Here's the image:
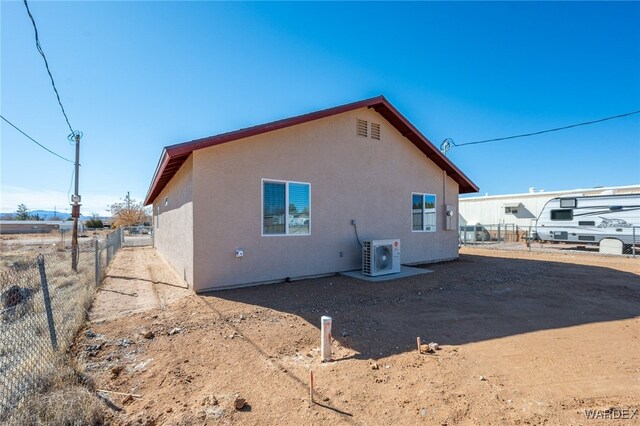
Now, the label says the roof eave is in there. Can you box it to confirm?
[144,96,478,204]
[144,148,170,205]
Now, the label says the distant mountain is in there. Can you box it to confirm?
[28,210,71,220]
[1,210,107,221]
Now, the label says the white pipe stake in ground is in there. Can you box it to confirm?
[321,316,332,361]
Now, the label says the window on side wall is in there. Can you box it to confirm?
[412,193,436,232]
[262,179,310,236]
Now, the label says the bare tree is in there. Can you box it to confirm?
[109,197,150,228]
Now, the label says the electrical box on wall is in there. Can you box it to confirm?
[445,204,455,231]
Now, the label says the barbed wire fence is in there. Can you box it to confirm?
[0,228,124,421]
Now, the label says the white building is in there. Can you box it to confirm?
[0,220,83,234]
[459,184,640,230]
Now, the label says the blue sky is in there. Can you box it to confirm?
[1,1,639,216]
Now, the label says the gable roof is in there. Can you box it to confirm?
[144,95,478,204]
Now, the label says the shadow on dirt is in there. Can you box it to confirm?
[203,254,640,359]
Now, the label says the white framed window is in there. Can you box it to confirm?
[262,179,310,236]
[412,193,436,232]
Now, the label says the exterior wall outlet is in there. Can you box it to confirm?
[235,249,244,258]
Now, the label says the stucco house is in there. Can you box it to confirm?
[144,96,478,292]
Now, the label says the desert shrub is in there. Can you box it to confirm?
[7,359,104,426]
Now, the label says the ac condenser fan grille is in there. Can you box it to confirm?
[375,245,393,271]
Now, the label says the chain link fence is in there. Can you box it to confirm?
[0,228,124,421]
[459,223,521,244]
[460,224,639,258]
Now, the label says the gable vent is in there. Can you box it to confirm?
[356,119,368,137]
[371,122,381,140]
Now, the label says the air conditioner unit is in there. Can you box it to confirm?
[362,239,401,277]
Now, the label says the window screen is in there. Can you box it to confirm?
[424,194,436,231]
[412,194,423,231]
[263,182,286,235]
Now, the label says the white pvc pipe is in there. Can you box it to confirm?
[321,316,332,362]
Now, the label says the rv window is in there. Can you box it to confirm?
[560,199,577,208]
[578,221,595,226]
[504,207,518,214]
[550,209,573,220]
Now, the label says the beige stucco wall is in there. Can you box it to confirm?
[153,156,194,288]
[190,107,461,291]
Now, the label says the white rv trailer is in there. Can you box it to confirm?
[536,194,639,246]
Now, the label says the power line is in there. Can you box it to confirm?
[23,0,75,136]
[441,109,640,154]
[23,0,82,269]
[0,114,74,163]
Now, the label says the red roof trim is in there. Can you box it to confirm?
[144,96,478,204]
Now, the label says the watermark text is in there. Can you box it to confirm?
[584,408,638,420]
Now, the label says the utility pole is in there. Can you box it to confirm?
[126,191,130,210]
[71,133,81,271]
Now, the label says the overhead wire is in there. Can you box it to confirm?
[442,109,640,152]
[23,0,75,137]
[1,114,74,163]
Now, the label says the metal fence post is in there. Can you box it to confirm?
[94,237,100,285]
[633,227,637,258]
[36,254,58,351]
[106,239,112,266]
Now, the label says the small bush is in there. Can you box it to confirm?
[7,360,105,426]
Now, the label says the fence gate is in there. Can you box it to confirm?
[121,226,153,247]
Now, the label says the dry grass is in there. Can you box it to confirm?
[7,358,105,426]
[1,241,115,423]
[0,229,59,242]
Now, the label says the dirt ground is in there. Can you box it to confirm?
[74,246,640,425]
